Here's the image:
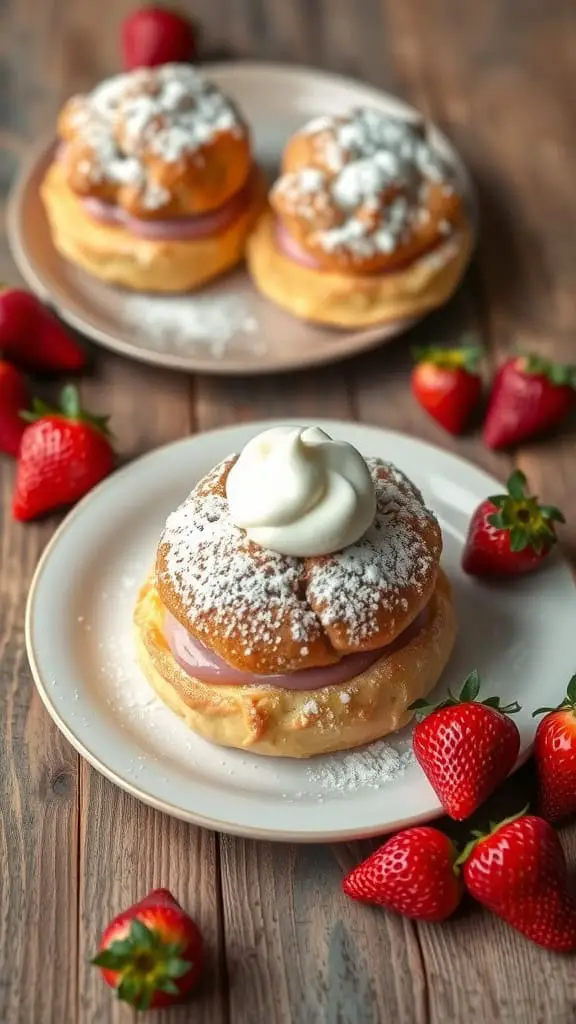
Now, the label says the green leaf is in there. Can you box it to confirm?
[158,979,180,995]
[532,706,556,717]
[91,949,129,970]
[487,495,507,509]
[487,511,506,530]
[117,975,142,1006]
[506,470,527,501]
[459,669,481,703]
[166,957,192,979]
[130,918,155,949]
[105,938,134,958]
[539,505,566,524]
[509,526,529,552]
[164,940,186,957]
[408,698,431,710]
[481,696,501,709]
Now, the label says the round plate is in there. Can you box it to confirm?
[8,62,477,376]
[26,420,576,841]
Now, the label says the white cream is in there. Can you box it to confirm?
[225,426,376,557]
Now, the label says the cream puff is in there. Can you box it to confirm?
[41,64,266,292]
[247,108,473,326]
[134,426,456,758]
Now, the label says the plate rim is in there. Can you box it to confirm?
[8,59,477,377]
[26,419,546,842]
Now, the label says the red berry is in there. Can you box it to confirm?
[410,669,521,820]
[343,826,462,922]
[411,343,483,435]
[483,354,576,450]
[0,360,29,456]
[12,385,114,521]
[93,888,203,1010]
[121,6,198,70]
[533,674,576,823]
[0,287,85,372]
[462,470,564,579]
[462,814,576,952]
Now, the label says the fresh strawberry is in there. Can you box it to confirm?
[121,6,198,69]
[411,343,483,434]
[342,826,463,921]
[461,813,576,952]
[0,287,86,372]
[462,470,564,578]
[0,360,29,456]
[533,674,576,823]
[13,385,114,521]
[409,670,521,820]
[92,887,203,1010]
[483,353,576,449]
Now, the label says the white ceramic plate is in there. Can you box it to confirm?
[26,421,576,842]
[8,62,477,376]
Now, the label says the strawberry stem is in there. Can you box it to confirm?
[409,670,521,716]
[521,353,576,389]
[20,385,112,438]
[487,471,564,556]
[412,338,483,374]
[92,917,191,1011]
[454,806,530,868]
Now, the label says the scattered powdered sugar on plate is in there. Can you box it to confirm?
[121,292,261,358]
[306,739,415,793]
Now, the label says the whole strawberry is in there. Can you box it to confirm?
[0,287,85,372]
[411,343,483,435]
[462,813,576,952]
[0,360,29,456]
[409,670,521,820]
[121,6,198,69]
[483,353,576,449]
[13,385,114,521]
[533,674,576,823]
[343,826,463,922]
[462,469,564,578]
[92,888,203,1010]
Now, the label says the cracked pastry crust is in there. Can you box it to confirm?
[40,159,267,292]
[247,209,473,327]
[155,454,443,675]
[134,569,456,758]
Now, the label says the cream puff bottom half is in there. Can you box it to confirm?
[247,211,473,327]
[134,569,456,759]
[40,161,267,293]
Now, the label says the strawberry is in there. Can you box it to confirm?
[411,343,483,435]
[13,385,114,521]
[462,469,564,578]
[483,353,576,450]
[0,287,86,372]
[461,813,576,952]
[533,674,576,823]
[92,887,203,1010]
[0,360,29,456]
[409,670,521,821]
[342,826,463,922]
[121,6,198,69]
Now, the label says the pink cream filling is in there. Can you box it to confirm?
[275,220,325,270]
[164,607,428,691]
[81,172,253,241]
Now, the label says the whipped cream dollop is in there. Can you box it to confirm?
[225,426,377,557]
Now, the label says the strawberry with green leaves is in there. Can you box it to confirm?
[92,888,203,1010]
[13,384,114,521]
[461,813,576,952]
[483,353,576,449]
[462,470,564,578]
[409,670,521,820]
[533,674,576,824]
[411,343,483,435]
[342,826,463,921]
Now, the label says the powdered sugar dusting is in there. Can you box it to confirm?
[122,293,261,358]
[65,64,244,210]
[158,454,440,669]
[273,107,457,259]
[306,739,415,791]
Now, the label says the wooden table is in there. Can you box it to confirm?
[2,1,576,1021]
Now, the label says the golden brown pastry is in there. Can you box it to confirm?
[247,107,472,326]
[134,426,456,758]
[41,64,265,291]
